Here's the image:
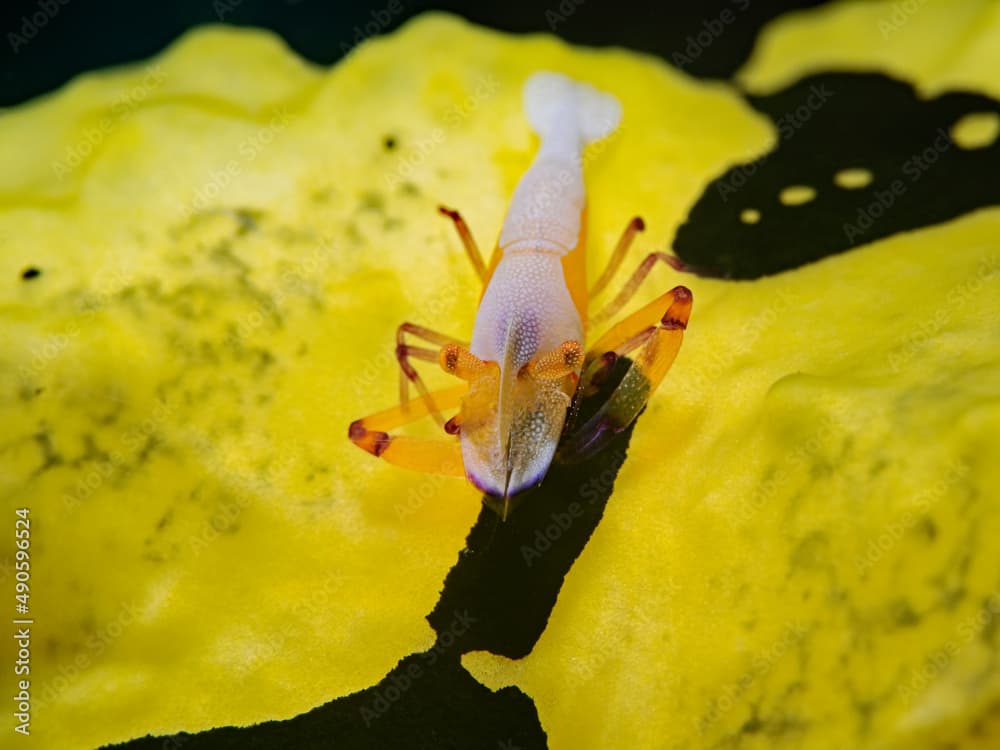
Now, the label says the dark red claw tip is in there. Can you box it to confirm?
[348,420,366,440]
[671,285,693,302]
[590,351,618,388]
[348,420,391,456]
[395,346,419,379]
[371,431,392,456]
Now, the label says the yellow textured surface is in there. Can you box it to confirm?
[0,6,998,750]
[738,0,1000,97]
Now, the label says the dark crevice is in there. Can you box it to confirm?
[106,359,637,749]
[111,651,547,750]
[674,72,1000,278]
[429,356,636,658]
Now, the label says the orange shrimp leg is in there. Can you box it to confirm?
[438,205,489,282]
[438,343,502,437]
[560,285,693,461]
[590,243,686,328]
[348,384,468,476]
[588,216,645,300]
[396,322,466,426]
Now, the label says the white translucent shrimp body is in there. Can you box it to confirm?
[463,72,622,498]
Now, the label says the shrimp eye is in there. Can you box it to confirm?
[561,340,583,368]
[440,344,460,373]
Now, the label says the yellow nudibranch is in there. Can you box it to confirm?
[350,71,692,517]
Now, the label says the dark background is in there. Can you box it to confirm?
[0,0,827,107]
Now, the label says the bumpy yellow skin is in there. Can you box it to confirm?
[1,4,998,749]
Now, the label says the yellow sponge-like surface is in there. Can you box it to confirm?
[0,6,998,749]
